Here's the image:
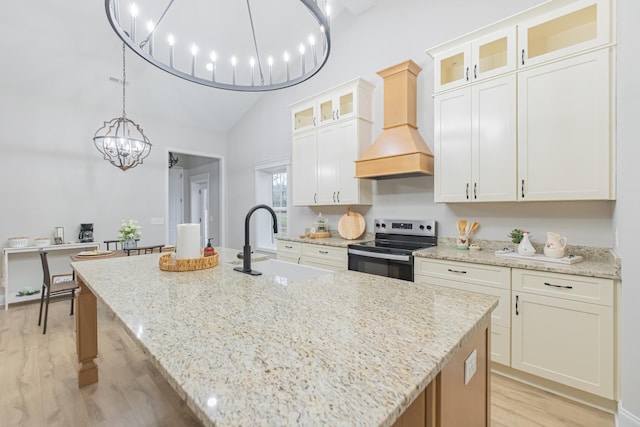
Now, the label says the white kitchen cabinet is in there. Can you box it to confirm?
[433,27,516,93]
[511,268,615,399]
[414,259,511,365]
[291,78,373,206]
[291,78,374,134]
[291,131,318,205]
[301,243,347,271]
[434,75,516,202]
[518,0,610,68]
[518,49,612,201]
[276,240,302,264]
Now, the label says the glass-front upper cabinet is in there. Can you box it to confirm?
[317,89,357,125]
[518,0,610,67]
[291,100,316,133]
[433,27,515,93]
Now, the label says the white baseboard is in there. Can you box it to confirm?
[618,403,640,427]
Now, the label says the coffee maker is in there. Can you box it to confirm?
[79,223,94,242]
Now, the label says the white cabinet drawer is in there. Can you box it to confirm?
[415,259,510,290]
[302,243,347,262]
[277,240,302,256]
[512,269,613,306]
[491,324,511,366]
[415,275,510,329]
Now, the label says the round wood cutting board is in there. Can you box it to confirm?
[338,210,366,240]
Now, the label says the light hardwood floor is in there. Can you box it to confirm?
[0,300,615,426]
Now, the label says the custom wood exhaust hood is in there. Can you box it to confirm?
[355,60,434,179]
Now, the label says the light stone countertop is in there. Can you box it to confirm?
[414,239,620,280]
[71,249,497,427]
[277,234,374,248]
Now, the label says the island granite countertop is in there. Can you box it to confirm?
[414,239,620,280]
[71,249,497,427]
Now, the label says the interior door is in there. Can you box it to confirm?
[190,179,209,247]
[168,167,184,245]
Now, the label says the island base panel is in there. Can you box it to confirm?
[76,276,98,387]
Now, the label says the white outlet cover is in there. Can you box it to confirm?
[464,349,477,385]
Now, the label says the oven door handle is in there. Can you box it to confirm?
[348,249,411,262]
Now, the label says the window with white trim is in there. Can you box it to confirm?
[255,157,290,252]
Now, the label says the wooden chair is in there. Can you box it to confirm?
[125,244,164,256]
[38,249,79,334]
[103,239,139,250]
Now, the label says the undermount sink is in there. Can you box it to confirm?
[250,259,332,282]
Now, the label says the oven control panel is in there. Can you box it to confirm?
[373,219,436,236]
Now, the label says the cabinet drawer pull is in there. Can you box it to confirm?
[447,268,467,274]
[522,49,525,65]
[319,250,329,254]
[285,245,293,249]
[515,295,519,316]
[544,282,573,290]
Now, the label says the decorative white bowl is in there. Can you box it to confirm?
[34,238,51,247]
[8,237,29,248]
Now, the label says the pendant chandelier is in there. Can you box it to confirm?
[93,43,152,171]
[104,0,332,91]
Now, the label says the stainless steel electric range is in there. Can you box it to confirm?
[347,219,437,281]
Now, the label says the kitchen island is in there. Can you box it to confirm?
[71,250,497,426]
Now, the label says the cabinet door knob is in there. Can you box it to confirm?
[474,182,477,199]
[314,193,317,204]
[336,191,340,203]
[466,67,469,81]
[522,49,525,65]
[466,183,470,200]
[474,64,477,79]
[333,191,336,203]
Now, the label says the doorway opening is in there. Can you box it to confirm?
[166,150,224,248]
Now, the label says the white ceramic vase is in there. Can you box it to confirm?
[517,232,536,256]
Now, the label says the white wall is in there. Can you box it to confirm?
[226,0,614,250]
[615,0,640,423]
[0,85,227,248]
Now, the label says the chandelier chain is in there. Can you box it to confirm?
[122,42,127,117]
[246,0,265,86]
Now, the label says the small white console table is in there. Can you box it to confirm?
[1,242,100,310]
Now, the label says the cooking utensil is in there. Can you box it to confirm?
[338,208,365,240]
[457,219,467,235]
[468,221,479,235]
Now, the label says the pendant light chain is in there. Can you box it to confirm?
[122,42,127,117]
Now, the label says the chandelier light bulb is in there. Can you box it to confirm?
[191,44,198,76]
[231,55,237,85]
[146,20,154,55]
[129,2,138,42]
[206,63,213,71]
[299,44,305,55]
[168,34,175,68]
[309,34,317,66]
[283,51,290,62]
[268,56,274,66]
[130,2,138,17]
[308,34,315,46]
[268,55,274,85]
[210,51,217,62]
[299,44,306,75]
[284,51,290,81]
[250,57,255,86]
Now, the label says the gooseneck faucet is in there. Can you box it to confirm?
[233,204,278,276]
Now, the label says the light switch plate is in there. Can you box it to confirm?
[464,349,477,385]
[151,217,164,225]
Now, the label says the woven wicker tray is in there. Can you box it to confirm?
[159,252,219,272]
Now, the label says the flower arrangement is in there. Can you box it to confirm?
[119,219,141,241]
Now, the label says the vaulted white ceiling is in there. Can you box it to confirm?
[0,0,376,133]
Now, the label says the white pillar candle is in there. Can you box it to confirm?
[176,223,201,259]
